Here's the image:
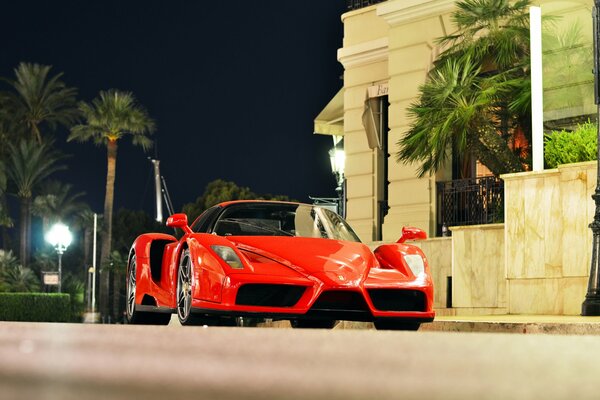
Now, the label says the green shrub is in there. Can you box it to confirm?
[0,293,71,322]
[544,122,597,168]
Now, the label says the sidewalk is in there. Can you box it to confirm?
[421,314,600,335]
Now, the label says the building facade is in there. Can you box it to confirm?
[316,0,594,243]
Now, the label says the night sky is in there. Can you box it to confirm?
[0,0,346,215]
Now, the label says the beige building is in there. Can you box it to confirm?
[315,0,594,243]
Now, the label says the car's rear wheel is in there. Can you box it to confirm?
[374,320,421,331]
[290,319,337,329]
[125,254,171,325]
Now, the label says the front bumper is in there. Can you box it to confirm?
[190,272,435,323]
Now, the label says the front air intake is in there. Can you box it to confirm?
[368,289,426,312]
[236,284,305,307]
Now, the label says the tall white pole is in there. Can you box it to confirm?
[92,213,97,317]
[530,6,544,171]
[151,159,163,222]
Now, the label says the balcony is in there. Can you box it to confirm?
[346,0,387,11]
[436,176,504,236]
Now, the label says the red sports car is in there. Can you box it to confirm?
[125,200,435,330]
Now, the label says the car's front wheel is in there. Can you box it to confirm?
[177,248,228,326]
[374,320,420,331]
[125,254,171,325]
[177,249,201,325]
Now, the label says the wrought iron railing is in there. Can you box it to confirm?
[346,0,386,11]
[436,176,504,236]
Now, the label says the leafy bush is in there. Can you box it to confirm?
[0,293,70,322]
[62,274,85,322]
[0,250,40,292]
[544,122,597,168]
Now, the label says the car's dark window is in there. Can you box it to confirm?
[191,205,221,233]
[211,203,361,242]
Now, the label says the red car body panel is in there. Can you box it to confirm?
[129,201,435,324]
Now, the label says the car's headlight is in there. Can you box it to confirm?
[403,254,425,276]
[211,245,244,269]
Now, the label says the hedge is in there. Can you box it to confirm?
[544,122,597,168]
[0,293,71,322]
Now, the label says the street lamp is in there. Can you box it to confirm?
[329,147,345,216]
[45,222,73,293]
[583,0,600,315]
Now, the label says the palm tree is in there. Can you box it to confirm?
[1,62,79,143]
[437,0,531,70]
[68,89,155,319]
[0,250,40,292]
[398,0,531,176]
[0,159,11,250]
[32,180,88,233]
[398,57,525,177]
[0,97,15,245]
[6,139,66,267]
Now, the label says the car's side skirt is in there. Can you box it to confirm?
[135,305,176,314]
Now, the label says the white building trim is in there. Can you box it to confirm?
[337,37,389,69]
[377,0,455,26]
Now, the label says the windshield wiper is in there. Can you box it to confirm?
[217,218,294,237]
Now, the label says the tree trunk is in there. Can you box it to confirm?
[475,126,525,176]
[26,201,32,267]
[83,227,91,270]
[19,197,28,268]
[100,139,118,321]
[112,271,123,323]
[0,196,12,250]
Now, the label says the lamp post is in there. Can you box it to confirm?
[582,0,600,316]
[329,147,346,216]
[45,222,73,293]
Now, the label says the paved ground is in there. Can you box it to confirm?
[2,321,600,400]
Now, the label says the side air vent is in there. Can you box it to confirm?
[368,289,426,312]
[236,284,306,307]
[149,240,172,281]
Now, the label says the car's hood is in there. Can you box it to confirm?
[230,236,375,287]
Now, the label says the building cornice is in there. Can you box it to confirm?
[377,0,455,26]
[337,37,389,69]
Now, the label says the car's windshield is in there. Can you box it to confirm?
[210,203,361,242]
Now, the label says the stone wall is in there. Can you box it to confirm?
[414,237,452,312]
[502,161,596,315]
[451,224,507,315]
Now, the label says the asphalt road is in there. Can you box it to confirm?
[1,321,600,400]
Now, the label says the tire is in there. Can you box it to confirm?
[177,249,201,325]
[176,248,221,326]
[290,319,338,329]
[125,254,171,325]
[374,320,421,331]
[176,248,241,327]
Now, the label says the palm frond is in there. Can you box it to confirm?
[69,89,155,150]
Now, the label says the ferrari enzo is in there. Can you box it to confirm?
[125,200,435,330]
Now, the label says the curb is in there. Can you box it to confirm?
[421,320,600,335]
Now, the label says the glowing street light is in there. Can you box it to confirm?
[329,147,346,217]
[45,222,73,293]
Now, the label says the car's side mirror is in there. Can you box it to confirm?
[166,213,192,234]
[397,226,427,243]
